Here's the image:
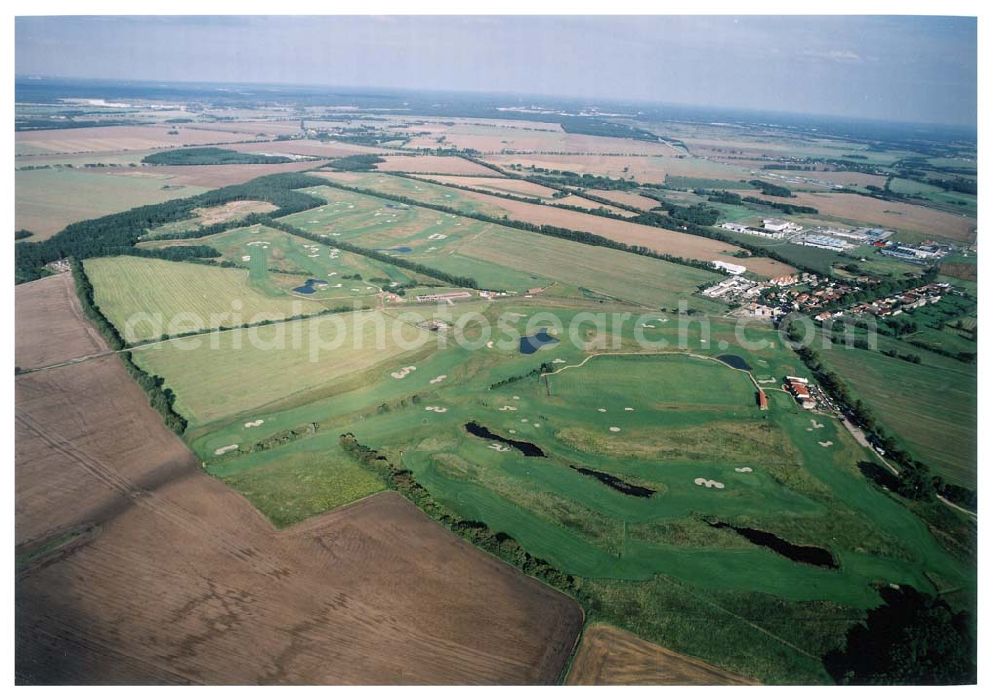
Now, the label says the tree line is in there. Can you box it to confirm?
[15,172,330,282]
[69,258,187,434]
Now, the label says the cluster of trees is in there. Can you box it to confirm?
[748,179,794,198]
[326,154,386,171]
[69,258,187,434]
[142,147,294,165]
[15,173,328,282]
[15,229,33,240]
[266,219,480,289]
[557,116,660,142]
[741,196,819,215]
[339,433,578,594]
[823,585,974,684]
[647,201,721,226]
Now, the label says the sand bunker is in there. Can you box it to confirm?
[641,323,655,329]
[508,429,517,434]
[486,341,494,349]
[758,377,776,384]
[429,375,447,384]
[391,366,417,380]
[818,441,833,448]
[428,233,448,241]
[499,405,518,411]
[241,255,251,261]
[488,443,511,452]
[597,408,607,413]
[734,467,753,473]
[213,444,238,456]
[609,427,621,433]
[423,406,448,413]
[243,419,264,428]
[512,396,520,400]
[624,407,635,412]
[552,358,566,364]
[811,419,824,429]
[694,478,725,489]
[533,423,541,428]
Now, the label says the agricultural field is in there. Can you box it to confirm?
[567,624,755,685]
[84,256,329,343]
[15,168,209,239]
[318,172,795,277]
[15,124,256,156]
[16,275,582,684]
[820,338,976,488]
[375,154,503,176]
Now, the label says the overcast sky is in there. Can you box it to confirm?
[16,15,977,126]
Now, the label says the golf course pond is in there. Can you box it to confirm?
[292,278,328,294]
[464,422,546,457]
[519,330,559,355]
[709,521,839,569]
[716,354,752,371]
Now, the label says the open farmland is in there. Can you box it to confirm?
[16,275,581,684]
[84,256,329,343]
[375,154,504,176]
[15,273,106,370]
[15,124,259,156]
[820,340,977,488]
[322,171,795,277]
[567,624,755,685]
[15,168,208,239]
[585,189,663,210]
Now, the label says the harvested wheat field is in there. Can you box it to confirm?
[15,125,254,156]
[566,624,755,685]
[375,154,502,176]
[15,275,581,685]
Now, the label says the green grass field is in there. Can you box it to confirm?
[820,338,976,488]
[131,309,432,427]
[15,168,208,239]
[209,447,385,528]
[85,256,328,343]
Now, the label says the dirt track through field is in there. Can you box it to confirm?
[15,275,582,684]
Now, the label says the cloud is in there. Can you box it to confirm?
[798,48,863,64]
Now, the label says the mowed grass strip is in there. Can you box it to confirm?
[85,256,326,343]
[131,310,430,425]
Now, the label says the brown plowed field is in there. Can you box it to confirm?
[15,273,106,370]
[566,624,755,685]
[16,275,582,685]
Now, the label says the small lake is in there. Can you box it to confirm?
[464,422,546,457]
[390,246,412,253]
[519,330,559,355]
[716,354,752,371]
[572,465,655,498]
[709,521,839,568]
[293,278,328,294]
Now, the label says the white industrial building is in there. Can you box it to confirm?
[711,260,747,275]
